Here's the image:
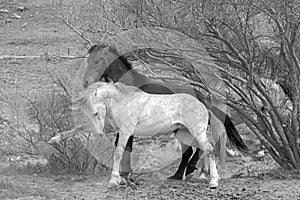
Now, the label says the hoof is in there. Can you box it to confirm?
[108,176,121,188]
[198,172,207,180]
[107,181,118,188]
[209,176,220,189]
[184,173,194,181]
[209,182,218,189]
[167,175,183,180]
[120,177,127,185]
[120,171,131,179]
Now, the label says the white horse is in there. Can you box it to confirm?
[49,82,221,188]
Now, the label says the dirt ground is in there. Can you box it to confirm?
[0,0,300,199]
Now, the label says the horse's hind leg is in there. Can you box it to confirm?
[168,144,193,180]
[192,131,220,188]
[207,152,219,188]
[120,136,133,179]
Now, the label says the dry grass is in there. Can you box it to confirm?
[0,178,53,200]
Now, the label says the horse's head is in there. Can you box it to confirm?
[83,44,120,88]
[80,91,106,136]
[71,84,108,136]
[86,100,107,136]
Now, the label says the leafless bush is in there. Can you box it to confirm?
[0,75,99,175]
[71,0,300,170]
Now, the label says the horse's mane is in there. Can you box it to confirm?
[116,56,132,70]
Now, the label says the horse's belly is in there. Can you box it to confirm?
[134,122,180,137]
[175,128,200,148]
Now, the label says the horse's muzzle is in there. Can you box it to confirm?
[83,81,89,88]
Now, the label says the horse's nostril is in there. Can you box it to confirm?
[83,81,88,88]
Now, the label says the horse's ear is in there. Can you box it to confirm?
[108,45,119,56]
[88,45,98,54]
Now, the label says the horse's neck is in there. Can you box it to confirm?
[104,87,128,104]
[106,58,148,86]
[123,70,148,86]
[102,99,113,117]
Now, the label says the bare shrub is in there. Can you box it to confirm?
[0,75,98,175]
[70,0,300,170]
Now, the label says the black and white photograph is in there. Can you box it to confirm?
[0,0,299,199]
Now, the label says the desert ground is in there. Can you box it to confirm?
[0,0,299,199]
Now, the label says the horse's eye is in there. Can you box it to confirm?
[94,112,98,116]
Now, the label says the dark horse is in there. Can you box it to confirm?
[82,44,248,180]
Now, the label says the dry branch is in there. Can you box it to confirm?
[60,16,93,46]
[0,55,86,60]
[0,55,41,59]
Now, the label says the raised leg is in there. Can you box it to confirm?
[185,148,202,176]
[191,149,219,188]
[207,152,220,189]
[168,143,193,180]
[115,133,133,178]
[198,157,210,180]
[192,130,220,188]
[109,133,131,188]
[185,150,206,181]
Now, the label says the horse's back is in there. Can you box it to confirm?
[138,92,208,123]
[124,92,207,137]
[139,82,197,96]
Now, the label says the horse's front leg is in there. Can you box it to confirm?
[108,132,131,188]
[168,143,193,180]
[120,136,133,178]
[115,134,133,179]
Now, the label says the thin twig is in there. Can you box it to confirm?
[0,55,41,59]
[57,55,87,59]
[60,16,93,46]
[0,55,86,60]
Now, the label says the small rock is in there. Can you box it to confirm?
[255,150,266,158]
[0,9,9,13]
[21,22,27,27]
[17,6,27,12]
[12,13,21,19]
[5,19,12,23]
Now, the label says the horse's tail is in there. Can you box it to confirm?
[214,128,227,166]
[224,114,249,152]
[211,107,249,152]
